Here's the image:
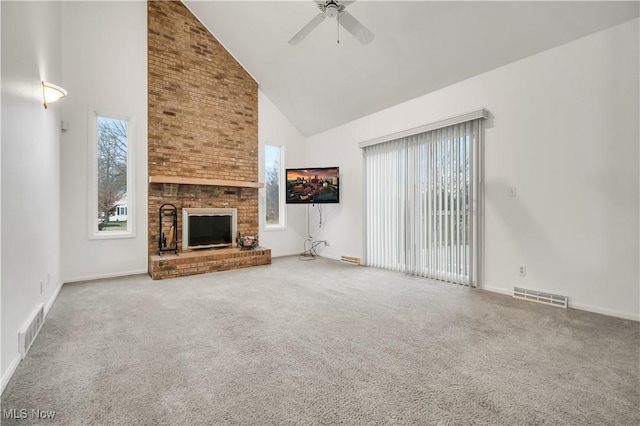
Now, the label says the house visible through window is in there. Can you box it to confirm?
[93,114,132,236]
[265,144,284,228]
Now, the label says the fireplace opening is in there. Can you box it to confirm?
[182,208,237,251]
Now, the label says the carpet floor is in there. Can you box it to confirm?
[1,256,638,425]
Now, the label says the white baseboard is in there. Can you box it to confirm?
[482,286,639,322]
[481,285,512,296]
[1,354,21,394]
[45,280,64,316]
[271,251,306,258]
[63,268,148,284]
[272,252,346,262]
[321,254,342,262]
[569,301,639,322]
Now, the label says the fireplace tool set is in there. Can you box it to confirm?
[158,203,178,255]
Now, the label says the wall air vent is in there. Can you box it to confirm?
[18,303,45,359]
[340,255,361,265]
[513,287,568,309]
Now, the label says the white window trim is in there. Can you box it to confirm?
[264,143,286,231]
[88,108,136,240]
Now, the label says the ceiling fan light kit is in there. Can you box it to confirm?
[289,0,375,45]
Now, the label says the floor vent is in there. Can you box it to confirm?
[18,303,45,359]
[513,287,568,309]
[340,255,361,265]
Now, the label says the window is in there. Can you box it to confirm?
[265,144,285,229]
[89,111,134,238]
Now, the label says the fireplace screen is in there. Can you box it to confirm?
[188,215,231,248]
[182,208,237,251]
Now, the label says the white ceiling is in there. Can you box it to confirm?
[184,1,639,136]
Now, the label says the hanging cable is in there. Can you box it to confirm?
[300,205,314,259]
[299,204,327,261]
[317,204,324,229]
[299,239,327,261]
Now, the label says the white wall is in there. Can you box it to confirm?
[60,1,148,282]
[305,18,640,320]
[258,89,309,257]
[258,88,359,260]
[300,129,364,262]
[1,0,63,389]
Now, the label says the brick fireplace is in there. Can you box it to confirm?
[147,1,270,279]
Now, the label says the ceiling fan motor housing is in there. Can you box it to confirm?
[326,4,339,18]
[319,1,344,18]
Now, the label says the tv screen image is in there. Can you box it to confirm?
[285,167,339,204]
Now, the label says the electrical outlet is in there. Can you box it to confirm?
[519,266,527,276]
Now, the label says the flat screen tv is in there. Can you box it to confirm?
[285,167,339,204]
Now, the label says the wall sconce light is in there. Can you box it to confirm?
[41,81,68,109]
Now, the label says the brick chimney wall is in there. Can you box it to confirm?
[147,1,259,256]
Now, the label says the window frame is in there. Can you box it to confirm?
[264,143,286,231]
[88,109,135,240]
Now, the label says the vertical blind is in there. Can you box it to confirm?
[363,118,483,287]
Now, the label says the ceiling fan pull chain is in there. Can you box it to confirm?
[337,13,340,44]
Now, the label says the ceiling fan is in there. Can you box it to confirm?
[289,0,375,45]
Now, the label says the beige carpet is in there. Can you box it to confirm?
[1,256,638,425]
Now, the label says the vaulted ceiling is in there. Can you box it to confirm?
[184,1,639,136]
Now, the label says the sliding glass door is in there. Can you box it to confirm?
[363,119,483,287]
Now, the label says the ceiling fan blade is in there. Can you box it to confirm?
[338,11,375,45]
[289,13,326,45]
